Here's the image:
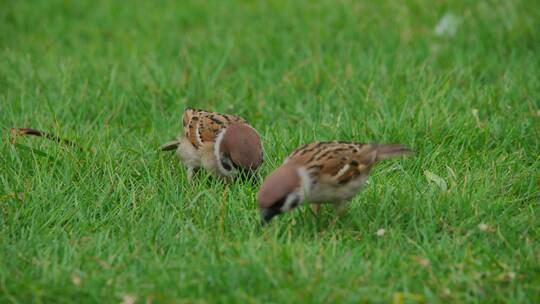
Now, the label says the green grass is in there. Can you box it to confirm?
[1,0,539,302]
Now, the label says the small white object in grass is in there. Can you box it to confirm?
[478,223,491,231]
[435,13,461,37]
[376,228,386,236]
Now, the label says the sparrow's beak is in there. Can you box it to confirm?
[260,208,279,225]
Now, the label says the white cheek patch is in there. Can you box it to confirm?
[297,167,312,198]
[335,164,350,179]
[214,129,226,164]
[214,129,237,176]
[217,156,238,177]
[281,192,302,212]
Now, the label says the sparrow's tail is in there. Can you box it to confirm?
[374,144,413,161]
[159,140,180,151]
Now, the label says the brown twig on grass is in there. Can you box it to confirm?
[10,128,82,150]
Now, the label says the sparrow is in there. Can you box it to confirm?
[160,108,263,180]
[257,141,412,224]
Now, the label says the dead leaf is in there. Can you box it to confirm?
[122,294,137,304]
[9,127,81,150]
[71,274,82,287]
[435,12,461,36]
[478,223,494,232]
[424,170,448,192]
[94,257,111,269]
[413,256,431,267]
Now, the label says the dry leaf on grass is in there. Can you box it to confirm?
[9,128,81,149]
[122,294,137,304]
[413,256,431,267]
[478,223,495,232]
[435,12,461,36]
[424,170,448,192]
[71,274,82,287]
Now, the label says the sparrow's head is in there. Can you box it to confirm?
[257,161,304,224]
[218,124,263,175]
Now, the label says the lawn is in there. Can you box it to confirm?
[1,0,539,302]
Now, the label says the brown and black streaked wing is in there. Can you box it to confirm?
[182,108,248,150]
[288,141,377,185]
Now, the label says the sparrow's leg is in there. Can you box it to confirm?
[333,201,348,215]
[177,137,200,181]
[310,204,321,215]
[187,166,195,181]
[330,201,348,225]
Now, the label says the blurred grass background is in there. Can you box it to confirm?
[1,0,539,302]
